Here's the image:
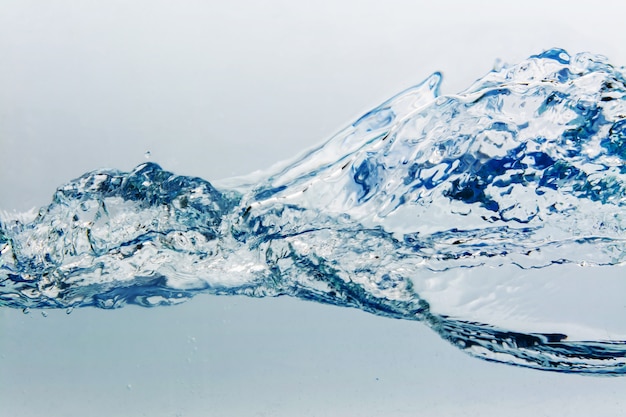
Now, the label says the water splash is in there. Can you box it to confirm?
[2,48,626,374]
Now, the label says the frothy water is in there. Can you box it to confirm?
[2,48,626,374]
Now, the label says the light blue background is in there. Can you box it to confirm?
[1,1,626,416]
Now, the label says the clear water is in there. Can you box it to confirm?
[2,48,625,374]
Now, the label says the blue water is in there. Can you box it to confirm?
[1,48,625,374]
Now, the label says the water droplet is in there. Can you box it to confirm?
[492,58,504,71]
[41,311,48,318]
[144,151,151,159]
[126,384,132,391]
[22,307,30,314]
[66,307,74,315]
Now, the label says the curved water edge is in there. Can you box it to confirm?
[1,48,626,374]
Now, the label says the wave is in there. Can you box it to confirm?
[2,48,626,374]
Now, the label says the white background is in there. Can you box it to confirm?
[1,1,626,416]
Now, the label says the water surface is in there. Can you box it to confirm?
[2,49,625,374]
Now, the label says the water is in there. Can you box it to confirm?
[1,48,625,374]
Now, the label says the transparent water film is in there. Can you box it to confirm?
[2,48,625,374]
